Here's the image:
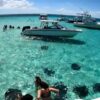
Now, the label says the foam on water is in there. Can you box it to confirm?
[0,15,100,100]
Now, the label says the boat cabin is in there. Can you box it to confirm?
[76,12,96,23]
[40,20,63,29]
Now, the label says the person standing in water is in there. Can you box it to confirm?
[34,76,59,100]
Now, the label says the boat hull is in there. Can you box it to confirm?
[74,23,100,29]
[21,29,80,37]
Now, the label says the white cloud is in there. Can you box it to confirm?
[55,7,100,18]
[0,0,40,14]
[0,0,4,6]
[56,8,66,12]
[0,0,34,9]
[0,0,100,18]
[56,8,81,15]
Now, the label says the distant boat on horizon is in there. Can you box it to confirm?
[39,14,48,20]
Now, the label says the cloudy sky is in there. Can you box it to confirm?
[0,0,100,17]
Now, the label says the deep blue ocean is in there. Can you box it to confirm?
[0,14,100,100]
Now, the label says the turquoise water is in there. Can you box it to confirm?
[0,15,100,100]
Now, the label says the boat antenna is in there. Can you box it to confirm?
[78,7,90,16]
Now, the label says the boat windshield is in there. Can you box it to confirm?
[40,20,63,29]
[50,22,63,29]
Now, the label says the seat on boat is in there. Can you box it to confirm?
[22,26,30,31]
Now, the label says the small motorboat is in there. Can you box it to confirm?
[21,20,82,37]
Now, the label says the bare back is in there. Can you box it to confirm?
[37,87,59,100]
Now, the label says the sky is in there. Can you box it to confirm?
[0,0,100,17]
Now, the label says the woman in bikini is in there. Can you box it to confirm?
[35,76,59,100]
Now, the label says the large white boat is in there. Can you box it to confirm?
[74,12,100,29]
[21,20,82,37]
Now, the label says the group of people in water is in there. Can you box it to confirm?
[3,25,20,31]
[5,76,59,100]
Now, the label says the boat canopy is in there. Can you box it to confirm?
[40,20,63,29]
[40,20,59,23]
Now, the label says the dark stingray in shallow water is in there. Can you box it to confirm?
[54,82,68,100]
[73,85,89,98]
[5,88,22,100]
[43,68,55,76]
[71,63,81,70]
[41,45,48,50]
[93,83,100,93]
[21,94,33,100]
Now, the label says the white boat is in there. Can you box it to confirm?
[57,17,68,21]
[74,22,100,29]
[74,12,100,29]
[67,14,83,23]
[21,20,82,37]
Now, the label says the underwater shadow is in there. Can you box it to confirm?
[30,36,86,45]
[53,82,68,100]
[73,85,89,98]
[43,67,55,76]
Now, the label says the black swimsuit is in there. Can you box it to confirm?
[41,90,51,98]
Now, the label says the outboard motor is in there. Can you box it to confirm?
[5,88,22,100]
[22,26,30,32]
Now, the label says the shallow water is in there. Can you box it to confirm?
[0,15,100,100]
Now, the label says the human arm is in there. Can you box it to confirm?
[49,87,59,94]
[37,90,41,100]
